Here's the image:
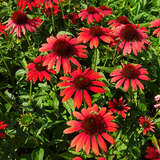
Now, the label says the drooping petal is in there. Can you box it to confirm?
[62,88,76,102]
[84,134,91,155]
[102,132,115,144]
[97,134,107,152]
[63,126,82,134]
[83,89,92,107]
[115,78,125,88]
[91,135,99,155]
[73,90,83,109]
[88,86,106,93]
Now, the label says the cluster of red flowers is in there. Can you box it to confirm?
[79,6,112,24]
[1,0,159,159]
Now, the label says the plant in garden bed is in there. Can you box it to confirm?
[0,0,160,159]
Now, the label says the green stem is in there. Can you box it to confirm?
[25,35,36,57]
[51,8,55,33]
[49,80,56,91]
[93,48,98,71]
[128,87,133,105]
[112,45,118,65]
[152,109,160,120]
[69,0,71,12]
[29,81,32,105]
[58,0,64,18]
[0,53,12,79]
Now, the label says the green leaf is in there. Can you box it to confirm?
[63,98,75,116]
[57,31,74,37]
[151,135,159,151]
[91,49,100,71]
[58,152,75,160]
[15,69,26,80]
[31,148,44,160]
[137,100,147,112]
[97,65,121,73]
[49,91,59,112]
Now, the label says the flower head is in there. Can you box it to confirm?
[64,104,118,155]
[110,63,150,92]
[73,157,82,160]
[0,121,8,138]
[108,16,130,28]
[57,68,106,108]
[37,0,63,8]
[99,5,112,17]
[108,97,130,119]
[42,4,61,16]
[149,19,160,37]
[145,139,160,160]
[78,26,114,49]
[79,6,103,24]
[139,116,155,136]
[17,0,38,11]
[0,23,7,36]
[18,113,34,127]
[63,12,79,24]
[26,55,56,83]
[73,157,107,160]
[112,24,149,56]
[39,34,88,74]
[5,10,42,37]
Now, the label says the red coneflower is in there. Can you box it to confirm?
[0,23,7,36]
[110,63,150,92]
[63,104,118,155]
[108,16,130,29]
[57,68,106,108]
[5,10,42,37]
[99,5,112,17]
[42,4,61,16]
[17,0,38,11]
[113,23,149,56]
[79,6,102,24]
[73,157,82,160]
[26,55,56,83]
[108,97,130,119]
[0,121,8,138]
[139,116,155,136]
[145,139,160,160]
[39,34,88,74]
[78,26,114,49]
[150,19,160,37]
[37,0,63,8]
[63,12,79,24]
[73,157,107,160]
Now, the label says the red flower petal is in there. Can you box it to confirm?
[88,86,106,93]
[102,132,115,144]
[97,134,107,152]
[91,135,99,155]
[83,89,92,107]
[73,90,83,109]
